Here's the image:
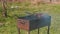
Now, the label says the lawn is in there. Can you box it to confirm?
[0,2,60,34]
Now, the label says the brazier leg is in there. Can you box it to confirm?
[18,28,20,34]
[47,26,50,34]
[27,30,30,34]
[38,28,39,34]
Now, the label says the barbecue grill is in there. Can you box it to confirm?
[17,13,51,34]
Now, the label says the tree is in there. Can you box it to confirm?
[50,0,52,3]
[1,0,7,17]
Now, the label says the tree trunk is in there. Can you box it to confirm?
[50,0,52,3]
[2,0,7,17]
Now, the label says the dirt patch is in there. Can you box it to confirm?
[0,23,4,26]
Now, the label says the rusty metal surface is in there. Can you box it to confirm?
[17,19,29,31]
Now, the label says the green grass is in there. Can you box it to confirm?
[0,2,60,34]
